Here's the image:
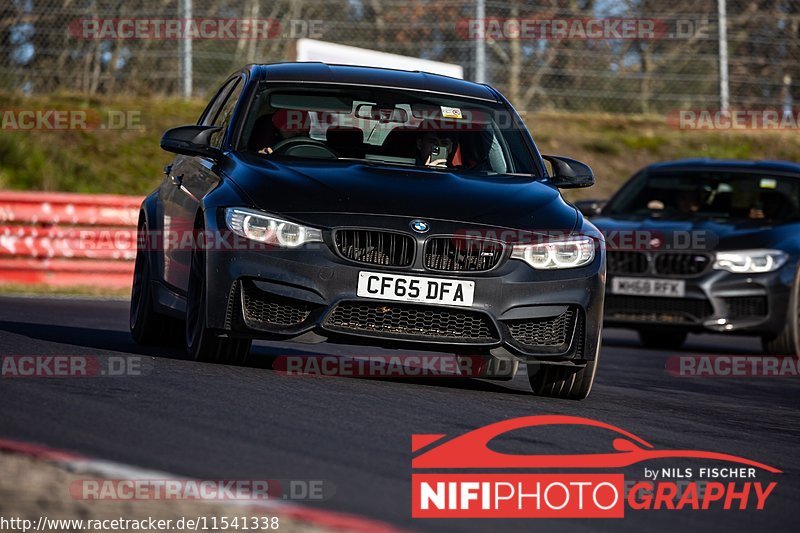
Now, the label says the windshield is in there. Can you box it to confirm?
[240,82,539,176]
[606,170,800,222]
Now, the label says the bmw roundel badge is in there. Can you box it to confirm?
[410,219,430,233]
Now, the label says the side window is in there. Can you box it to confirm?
[200,78,237,126]
[209,79,243,149]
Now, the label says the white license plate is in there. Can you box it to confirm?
[357,271,475,307]
[611,277,685,297]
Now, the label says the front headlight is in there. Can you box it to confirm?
[511,236,596,270]
[713,249,787,273]
[224,208,323,248]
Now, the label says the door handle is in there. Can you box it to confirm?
[170,173,184,186]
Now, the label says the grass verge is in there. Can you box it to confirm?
[3,93,800,202]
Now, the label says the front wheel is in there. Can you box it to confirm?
[130,219,182,345]
[185,243,251,364]
[762,266,800,356]
[527,357,598,400]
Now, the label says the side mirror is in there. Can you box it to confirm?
[574,199,606,217]
[161,125,223,159]
[542,155,595,189]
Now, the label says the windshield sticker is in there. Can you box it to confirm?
[759,178,777,189]
[441,106,463,119]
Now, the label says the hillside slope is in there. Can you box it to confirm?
[2,94,799,202]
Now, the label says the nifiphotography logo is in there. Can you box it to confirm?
[411,415,780,518]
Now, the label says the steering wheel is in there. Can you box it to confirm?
[269,137,338,158]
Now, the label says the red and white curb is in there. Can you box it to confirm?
[0,437,410,533]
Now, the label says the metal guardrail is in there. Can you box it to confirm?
[0,191,141,289]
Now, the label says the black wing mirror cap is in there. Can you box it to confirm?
[542,155,596,189]
[161,125,223,159]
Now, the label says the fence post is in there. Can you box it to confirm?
[717,0,730,113]
[180,0,193,98]
[475,0,486,84]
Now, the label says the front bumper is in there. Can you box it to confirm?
[202,225,605,363]
[605,263,796,336]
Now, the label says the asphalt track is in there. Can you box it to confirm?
[0,295,798,532]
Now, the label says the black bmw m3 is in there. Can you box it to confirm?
[130,62,605,399]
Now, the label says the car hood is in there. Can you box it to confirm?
[225,154,578,232]
[591,214,791,251]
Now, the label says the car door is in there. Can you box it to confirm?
[161,75,245,292]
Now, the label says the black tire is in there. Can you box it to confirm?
[638,329,687,350]
[130,218,182,345]
[527,356,598,400]
[185,237,251,364]
[762,266,800,356]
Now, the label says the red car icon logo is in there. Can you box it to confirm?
[412,415,781,473]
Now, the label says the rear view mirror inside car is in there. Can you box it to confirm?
[270,92,353,112]
[355,104,408,123]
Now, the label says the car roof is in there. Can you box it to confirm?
[644,158,800,175]
[247,62,499,102]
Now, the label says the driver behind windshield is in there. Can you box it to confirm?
[241,87,539,176]
[417,132,455,168]
[675,188,702,214]
[646,188,702,214]
[255,109,311,155]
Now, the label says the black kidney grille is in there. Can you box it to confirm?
[607,251,649,274]
[654,253,711,276]
[505,307,577,348]
[425,237,504,272]
[324,301,498,342]
[335,230,414,267]
[607,251,711,277]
